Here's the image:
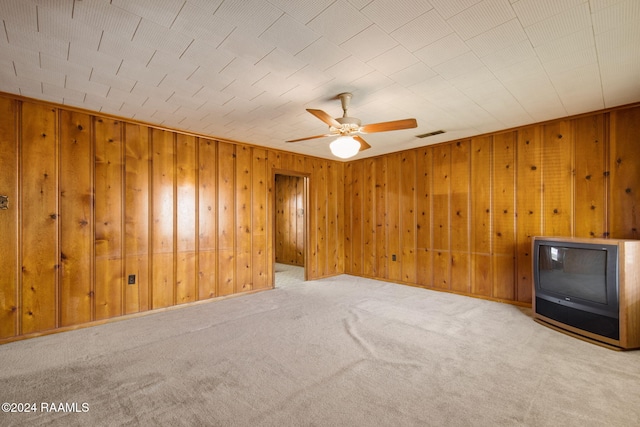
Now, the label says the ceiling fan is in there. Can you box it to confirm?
[286,92,417,159]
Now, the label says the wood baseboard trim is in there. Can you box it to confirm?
[0,287,271,346]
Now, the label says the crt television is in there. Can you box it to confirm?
[533,237,622,344]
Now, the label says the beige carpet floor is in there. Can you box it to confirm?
[1,270,639,426]
[274,262,305,287]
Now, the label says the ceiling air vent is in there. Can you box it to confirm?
[416,130,445,138]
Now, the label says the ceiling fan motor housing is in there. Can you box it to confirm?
[333,116,362,134]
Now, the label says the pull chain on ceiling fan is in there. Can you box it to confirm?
[286,92,417,159]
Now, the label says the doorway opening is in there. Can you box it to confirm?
[274,173,308,287]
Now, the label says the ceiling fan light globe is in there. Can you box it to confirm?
[330,136,360,159]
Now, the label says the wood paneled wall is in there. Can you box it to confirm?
[275,175,305,266]
[1,91,638,341]
[344,105,640,305]
[0,94,344,341]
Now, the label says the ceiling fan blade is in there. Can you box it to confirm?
[360,118,417,134]
[307,109,342,128]
[353,135,371,151]
[286,133,332,143]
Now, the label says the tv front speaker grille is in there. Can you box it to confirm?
[536,297,619,340]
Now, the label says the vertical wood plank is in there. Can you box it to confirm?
[274,175,286,263]
[542,120,573,236]
[198,138,217,299]
[21,102,58,333]
[386,154,402,281]
[492,132,516,300]
[288,175,297,265]
[279,152,293,172]
[94,117,124,320]
[252,148,269,289]
[295,174,305,266]
[268,150,281,171]
[235,145,252,292]
[471,136,492,297]
[492,255,515,301]
[574,114,606,238]
[516,126,542,303]
[280,152,302,173]
[350,161,364,275]
[327,161,341,275]
[0,97,18,338]
[217,142,235,296]
[305,159,316,277]
[450,140,470,294]
[176,134,197,303]
[363,158,376,276]
[150,128,175,309]
[334,162,345,274]
[311,160,325,277]
[124,124,150,313]
[401,150,417,283]
[343,163,353,274]
[266,151,279,282]
[416,147,432,288]
[432,144,451,290]
[59,110,93,326]
[609,107,640,239]
[374,157,388,279]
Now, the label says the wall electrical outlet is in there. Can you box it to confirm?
[128,274,136,285]
[391,254,396,261]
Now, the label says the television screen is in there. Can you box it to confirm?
[538,245,608,304]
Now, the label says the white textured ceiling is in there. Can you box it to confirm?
[1,0,639,160]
